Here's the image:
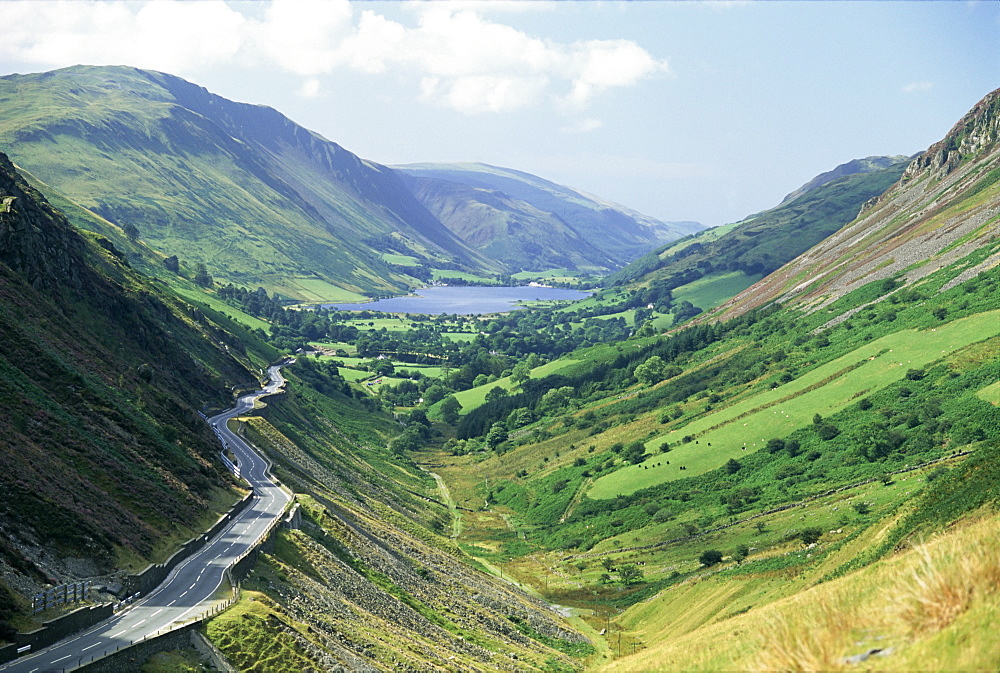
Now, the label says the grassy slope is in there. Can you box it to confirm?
[590,308,1000,498]
[430,226,1000,669]
[0,153,280,635]
[0,66,490,299]
[602,443,1000,671]
[201,365,591,670]
[395,162,703,268]
[603,159,908,300]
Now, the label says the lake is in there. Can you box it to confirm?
[322,285,591,315]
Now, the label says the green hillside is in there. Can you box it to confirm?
[0,150,274,636]
[399,171,619,272]
[411,90,1000,670]
[395,162,703,270]
[604,156,909,308]
[0,151,589,669]
[0,66,496,300]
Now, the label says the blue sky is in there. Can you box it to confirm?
[2,1,998,227]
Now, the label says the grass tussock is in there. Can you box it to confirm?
[895,522,1000,636]
[752,513,1000,672]
[756,588,861,672]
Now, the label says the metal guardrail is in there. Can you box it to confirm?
[31,582,91,614]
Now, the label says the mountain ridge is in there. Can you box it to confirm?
[713,86,1000,320]
[0,66,494,300]
[394,161,703,272]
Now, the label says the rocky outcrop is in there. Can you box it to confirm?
[0,152,85,291]
[713,86,1000,319]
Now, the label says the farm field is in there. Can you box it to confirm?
[589,309,1000,498]
[450,358,583,413]
[671,271,764,311]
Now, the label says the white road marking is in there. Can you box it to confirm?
[82,642,99,651]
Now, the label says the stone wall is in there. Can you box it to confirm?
[0,603,114,665]
[75,622,199,673]
[121,492,254,599]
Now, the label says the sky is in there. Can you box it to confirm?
[1,0,999,227]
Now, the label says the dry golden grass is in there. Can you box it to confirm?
[753,513,1000,672]
[755,587,862,672]
[599,513,1000,671]
[894,520,1000,636]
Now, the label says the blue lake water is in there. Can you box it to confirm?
[323,286,591,315]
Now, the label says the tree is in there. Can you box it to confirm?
[163,254,180,273]
[506,408,534,430]
[724,458,741,474]
[618,564,644,586]
[123,222,140,241]
[799,527,822,545]
[601,558,615,572]
[634,355,668,385]
[732,545,749,564]
[423,384,447,406]
[699,549,723,567]
[485,422,508,450]
[510,361,531,385]
[440,396,462,425]
[194,262,213,287]
[485,386,508,403]
[766,438,785,454]
[389,428,423,455]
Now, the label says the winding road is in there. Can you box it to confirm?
[1,363,292,673]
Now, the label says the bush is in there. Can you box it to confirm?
[699,549,724,566]
[800,527,823,545]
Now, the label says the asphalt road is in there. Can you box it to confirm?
[1,364,292,673]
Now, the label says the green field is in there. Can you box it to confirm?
[978,380,1000,405]
[382,253,422,266]
[430,269,498,283]
[338,368,372,382]
[286,277,367,304]
[589,309,1000,498]
[451,358,582,412]
[170,283,272,332]
[344,317,417,331]
[441,331,478,342]
[672,271,764,310]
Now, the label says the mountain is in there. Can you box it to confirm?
[394,162,703,272]
[430,89,1000,671]
[0,151,589,668]
[779,154,911,204]
[600,154,911,310]
[0,149,269,635]
[717,86,1000,319]
[0,65,496,301]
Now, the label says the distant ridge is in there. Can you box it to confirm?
[395,162,703,272]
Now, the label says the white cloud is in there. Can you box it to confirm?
[0,0,667,115]
[902,81,934,94]
[297,78,321,98]
[0,0,246,76]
